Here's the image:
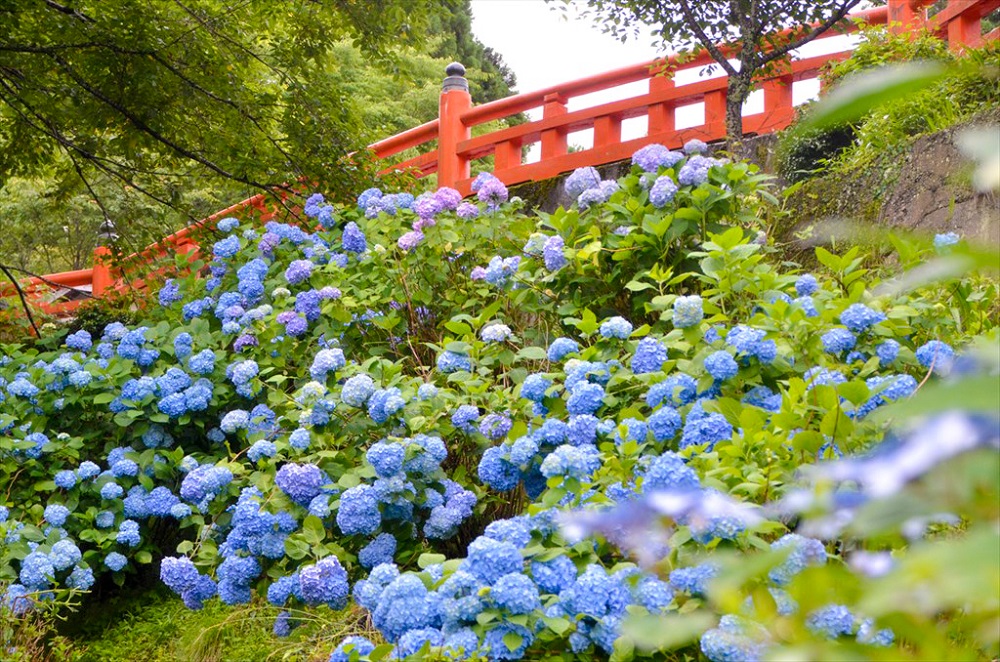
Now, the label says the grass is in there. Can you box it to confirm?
[51,587,378,662]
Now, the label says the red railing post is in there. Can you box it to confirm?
[888,0,928,33]
[438,62,472,190]
[91,246,113,297]
[704,88,727,138]
[946,1,981,49]
[494,140,522,172]
[91,219,118,297]
[761,73,795,132]
[648,62,676,137]
[540,93,569,159]
[594,114,622,150]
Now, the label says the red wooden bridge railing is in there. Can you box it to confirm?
[3,0,996,319]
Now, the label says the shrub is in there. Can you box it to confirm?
[0,142,994,661]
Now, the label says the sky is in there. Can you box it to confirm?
[468,0,859,156]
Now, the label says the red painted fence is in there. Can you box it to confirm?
[3,0,996,319]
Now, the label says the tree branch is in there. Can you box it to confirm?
[48,52,280,191]
[43,0,94,22]
[677,0,740,77]
[758,1,865,68]
[0,263,41,338]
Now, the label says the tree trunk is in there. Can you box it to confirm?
[725,74,751,155]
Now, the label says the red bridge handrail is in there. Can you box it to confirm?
[4,0,996,319]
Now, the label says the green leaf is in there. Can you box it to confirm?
[798,61,948,131]
[502,631,523,652]
[515,346,548,361]
[542,616,571,635]
[302,515,326,545]
[870,376,1000,423]
[135,550,153,564]
[418,552,446,569]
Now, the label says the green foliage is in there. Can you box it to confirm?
[0,139,995,660]
[779,30,1000,183]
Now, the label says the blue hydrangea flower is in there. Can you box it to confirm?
[795,274,818,296]
[437,351,472,374]
[359,533,397,569]
[857,618,895,647]
[456,202,479,219]
[670,563,718,596]
[54,470,77,489]
[643,451,700,492]
[565,167,601,198]
[337,485,381,535]
[341,374,376,407]
[479,413,513,440]
[342,221,367,253]
[117,519,141,547]
[372,574,439,643]
[807,604,855,639]
[915,340,954,373]
[299,556,349,608]
[700,624,766,662]
[566,382,604,415]
[284,259,313,285]
[933,232,959,253]
[821,328,856,355]
[520,373,551,403]
[632,337,667,374]
[840,303,886,332]
[540,444,601,480]
[491,572,541,614]
[769,534,827,585]
[220,409,250,433]
[672,295,703,328]
[464,536,523,584]
[44,504,70,527]
[648,406,683,442]
[678,155,713,185]
[65,330,92,352]
[212,235,241,259]
[247,440,277,463]
[704,351,738,381]
[649,175,679,207]
[451,404,480,433]
[483,622,533,660]
[478,178,509,210]
[680,405,733,450]
[275,463,329,506]
[647,374,699,408]
[632,144,683,172]
[481,324,512,343]
[543,235,566,271]
[104,552,128,572]
[875,339,900,365]
[367,442,405,478]
[67,566,95,590]
[20,552,55,589]
[599,316,633,339]
[329,636,376,662]
[547,337,579,362]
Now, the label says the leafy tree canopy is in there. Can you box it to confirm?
[0,0,518,273]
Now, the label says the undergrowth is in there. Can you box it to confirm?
[59,588,378,662]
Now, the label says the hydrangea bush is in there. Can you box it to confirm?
[0,143,996,661]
